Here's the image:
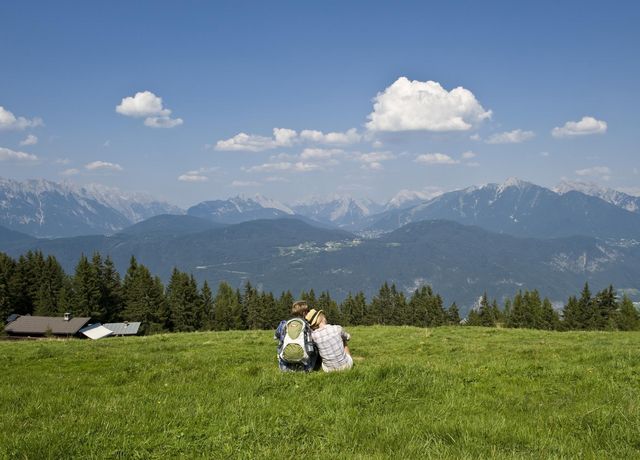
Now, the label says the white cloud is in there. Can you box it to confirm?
[55,158,71,165]
[552,116,607,138]
[366,77,491,132]
[177,166,218,182]
[300,148,344,160]
[461,151,477,159]
[85,160,123,172]
[357,151,395,170]
[469,133,481,141]
[299,128,361,144]
[215,128,297,152]
[60,168,80,176]
[116,91,182,128]
[245,161,320,173]
[144,116,183,128]
[0,146,38,162]
[486,129,535,144]
[178,174,208,182]
[466,162,480,168]
[540,151,550,157]
[575,166,611,180]
[415,153,459,165]
[231,180,261,187]
[20,134,38,146]
[0,106,43,130]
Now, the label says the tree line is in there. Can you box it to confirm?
[1,250,638,333]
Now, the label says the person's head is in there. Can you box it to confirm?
[305,308,326,330]
[291,300,309,318]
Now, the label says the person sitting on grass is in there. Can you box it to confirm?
[274,300,318,372]
[305,308,353,373]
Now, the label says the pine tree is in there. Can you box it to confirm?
[0,253,17,320]
[368,282,393,325]
[276,291,294,322]
[593,285,617,330]
[477,293,497,327]
[101,256,123,322]
[244,281,264,330]
[614,295,640,331]
[201,281,214,330]
[577,282,593,330]
[167,268,202,332]
[121,263,166,333]
[34,255,66,316]
[318,291,340,325]
[213,282,239,330]
[561,295,581,330]
[72,254,103,319]
[447,302,461,325]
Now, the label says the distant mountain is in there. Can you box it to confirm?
[118,214,225,237]
[0,178,182,238]
[187,195,295,224]
[384,189,441,211]
[367,178,640,240]
[554,180,640,213]
[2,217,639,313]
[291,196,384,229]
[0,225,35,246]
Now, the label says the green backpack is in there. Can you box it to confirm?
[279,318,314,364]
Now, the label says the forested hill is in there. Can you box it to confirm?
[2,217,639,310]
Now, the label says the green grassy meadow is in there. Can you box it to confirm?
[1,326,639,459]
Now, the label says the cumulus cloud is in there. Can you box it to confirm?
[552,116,607,138]
[575,166,611,180]
[299,128,361,144]
[486,129,534,144]
[415,153,459,165]
[177,166,218,182]
[244,161,320,173]
[20,134,38,146]
[116,91,183,128]
[357,151,395,170]
[299,148,344,160]
[461,151,477,159]
[0,146,38,162]
[85,160,123,172]
[0,106,43,131]
[144,116,183,128]
[215,128,297,152]
[60,168,80,176]
[366,77,491,132]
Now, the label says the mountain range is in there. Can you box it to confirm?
[3,177,639,239]
[0,178,181,238]
[2,177,640,312]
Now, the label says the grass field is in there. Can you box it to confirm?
[1,326,639,459]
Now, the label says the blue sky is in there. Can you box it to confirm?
[1,0,638,206]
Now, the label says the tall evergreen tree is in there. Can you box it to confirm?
[447,302,461,325]
[166,268,203,332]
[213,282,239,330]
[72,254,103,319]
[0,253,16,320]
[201,280,214,330]
[34,255,66,316]
[121,263,166,333]
[614,295,640,331]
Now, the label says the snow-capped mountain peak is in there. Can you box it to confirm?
[554,180,639,213]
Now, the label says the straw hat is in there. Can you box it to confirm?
[305,308,323,328]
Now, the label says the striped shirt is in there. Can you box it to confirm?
[311,324,352,372]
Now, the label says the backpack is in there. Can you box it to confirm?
[279,318,315,364]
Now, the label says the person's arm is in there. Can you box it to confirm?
[274,320,286,341]
[339,326,351,343]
